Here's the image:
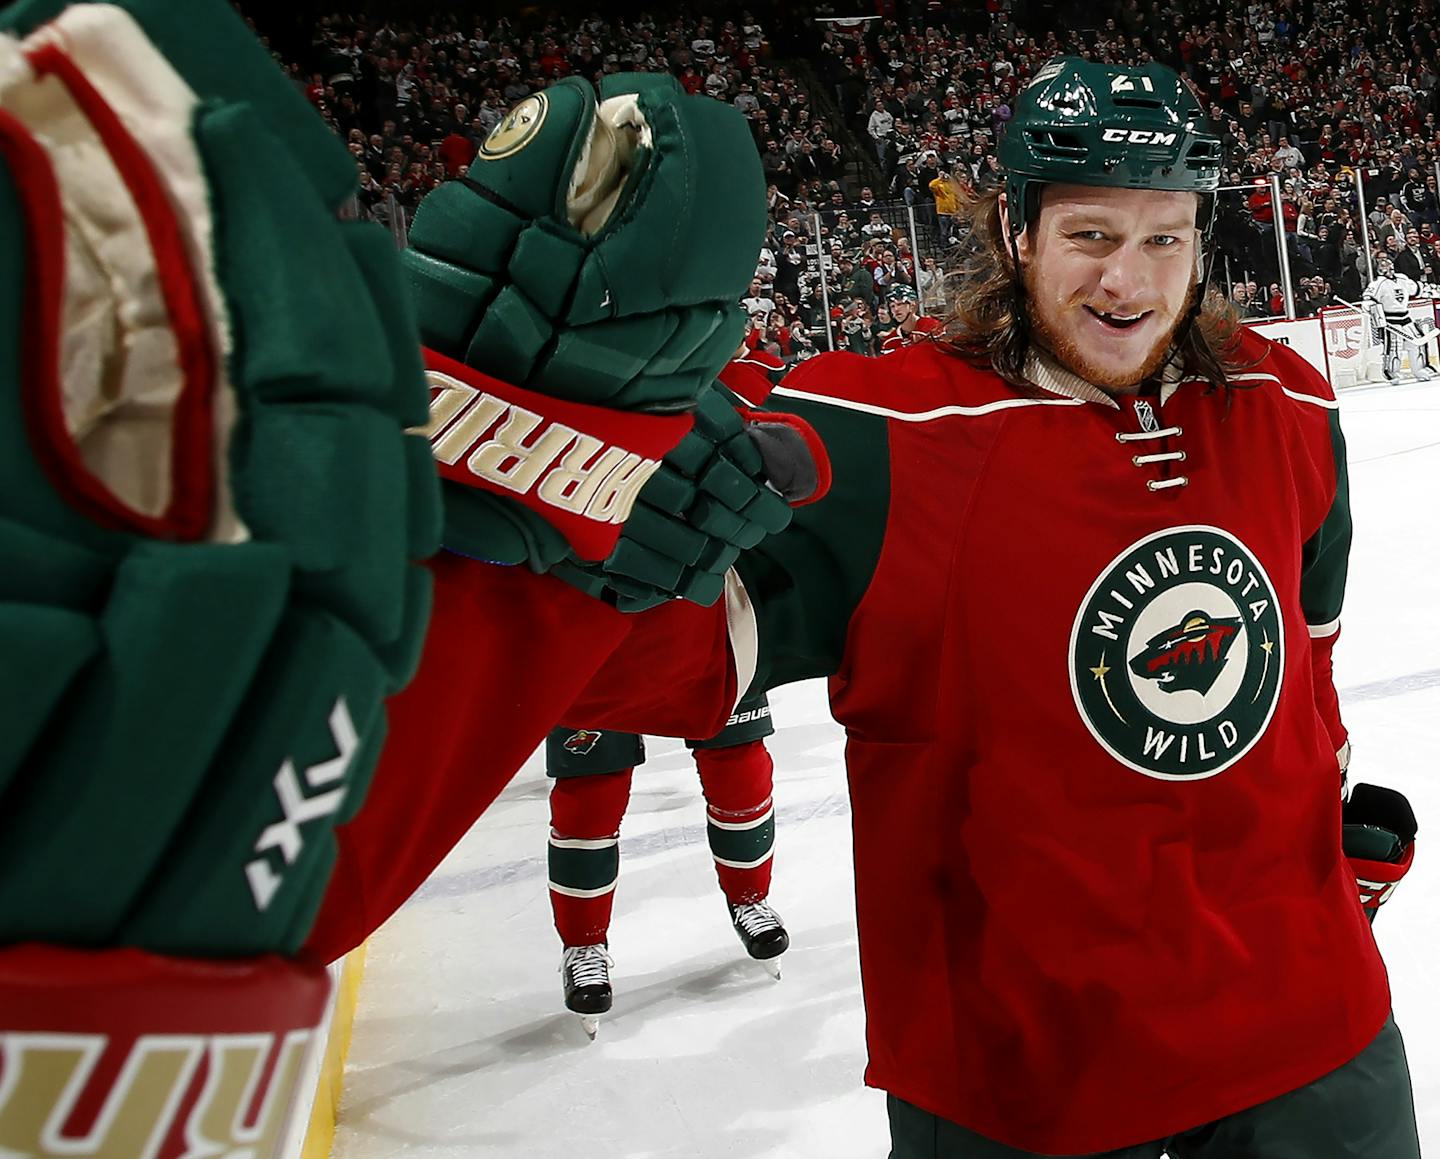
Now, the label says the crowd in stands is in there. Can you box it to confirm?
[249,0,1440,358]
[814,0,1440,316]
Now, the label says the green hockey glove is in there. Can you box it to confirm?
[0,0,440,1153]
[405,75,767,570]
[551,385,832,611]
[0,0,439,955]
[1343,783,1418,922]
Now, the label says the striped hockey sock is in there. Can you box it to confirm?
[547,769,633,947]
[693,741,775,905]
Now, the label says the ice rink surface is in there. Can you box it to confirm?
[334,377,1440,1159]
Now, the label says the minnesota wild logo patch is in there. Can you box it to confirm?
[1069,526,1284,780]
[563,729,604,756]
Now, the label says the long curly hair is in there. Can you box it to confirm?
[936,188,1251,393]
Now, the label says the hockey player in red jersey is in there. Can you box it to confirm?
[547,698,784,1038]
[549,350,792,1036]
[6,9,1424,1154]
[332,57,1424,1158]
[878,283,943,353]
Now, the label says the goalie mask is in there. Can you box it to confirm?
[1376,255,1396,278]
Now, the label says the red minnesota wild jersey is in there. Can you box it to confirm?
[879,313,944,354]
[323,328,1383,1154]
[562,326,1383,1153]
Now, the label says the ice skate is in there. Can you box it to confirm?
[561,944,614,1039]
[729,901,789,979]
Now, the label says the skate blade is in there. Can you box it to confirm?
[760,958,782,981]
[578,1013,601,1040]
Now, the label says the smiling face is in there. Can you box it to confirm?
[1013,184,1201,392]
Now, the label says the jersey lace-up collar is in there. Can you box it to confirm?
[1023,347,1187,409]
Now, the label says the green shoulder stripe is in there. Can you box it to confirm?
[1299,407,1351,631]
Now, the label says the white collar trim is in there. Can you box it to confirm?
[1023,347,1188,408]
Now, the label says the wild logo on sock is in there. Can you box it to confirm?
[563,729,604,756]
[1069,526,1284,780]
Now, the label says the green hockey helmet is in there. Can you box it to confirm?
[887,284,918,303]
[998,57,1222,242]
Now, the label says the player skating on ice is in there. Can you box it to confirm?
[542,341,797,1037]
[547,338,796,1036]
[878,284,943,353]
[548,697,783,1038]
[1361,255,1440,380]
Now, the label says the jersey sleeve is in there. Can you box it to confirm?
[732,377,892,692]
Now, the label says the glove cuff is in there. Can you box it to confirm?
[423,348,693,562]
[1342,782,1418,922]
[0,944,330,1154]
[1347,843,1415,921]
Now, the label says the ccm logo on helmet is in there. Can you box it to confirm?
[1102,129,1179,145]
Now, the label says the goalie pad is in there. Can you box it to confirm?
[1342,783,1418,921]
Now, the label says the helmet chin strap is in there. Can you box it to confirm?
[1004,194,1032,355]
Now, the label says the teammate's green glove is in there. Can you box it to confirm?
[404,75,767,570]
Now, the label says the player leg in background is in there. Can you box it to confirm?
[688,692,789,977]
[1382,324,1402,381]
[546,727,642,1039]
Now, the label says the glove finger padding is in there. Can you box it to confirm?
[0,1,438,955]
[1342,782,1418,922]
[552,385,833,612]
[405,74,766,412]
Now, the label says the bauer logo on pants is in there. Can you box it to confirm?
[1068,526,1284,780]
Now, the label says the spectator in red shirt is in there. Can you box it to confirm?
[438,131,477,178]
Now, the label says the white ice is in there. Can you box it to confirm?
[334,377,1440,1159]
